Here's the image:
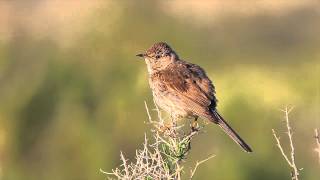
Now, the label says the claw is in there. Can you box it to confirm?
[190,117,199,132]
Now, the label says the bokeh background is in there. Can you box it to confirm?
[0,0,319,179]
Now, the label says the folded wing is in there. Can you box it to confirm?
[158,62,217,119]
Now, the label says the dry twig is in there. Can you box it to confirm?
[314,128,320,164]
[189,154,216,179]
[272,106,300,180]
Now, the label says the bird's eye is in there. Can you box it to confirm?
[155,55,161,59]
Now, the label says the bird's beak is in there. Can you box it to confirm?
[136,53,145,58]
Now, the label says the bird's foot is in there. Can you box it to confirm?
[190,120,199,133]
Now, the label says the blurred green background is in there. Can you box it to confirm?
[0,0,319,179]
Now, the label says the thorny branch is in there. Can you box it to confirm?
[189,154,216,179]
[101,101,215,179]
[314,128,320,164]
[272,106,301,180]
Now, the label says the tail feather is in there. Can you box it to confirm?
[210,110,253,153]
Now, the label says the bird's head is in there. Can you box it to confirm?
[136,42,179,73]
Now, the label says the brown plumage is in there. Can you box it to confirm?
[137,42,252,153]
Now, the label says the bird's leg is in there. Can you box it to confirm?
[191,117,199,132]
[187,117,199,150]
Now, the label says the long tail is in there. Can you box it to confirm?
[210,110,252,153]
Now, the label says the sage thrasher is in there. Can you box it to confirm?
[136,42,252,152]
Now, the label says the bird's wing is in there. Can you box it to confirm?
[187,63,217,105]
[158,62,217,118]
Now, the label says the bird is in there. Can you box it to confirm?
[136,42,252,153]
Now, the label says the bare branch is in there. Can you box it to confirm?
[272,106,300,180]
[190,154,216,179]
[272,129,293,167]
[314,128,320,164]
[144,101,152,123]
